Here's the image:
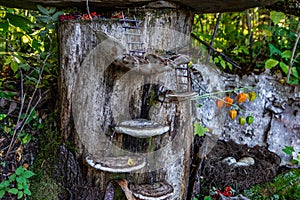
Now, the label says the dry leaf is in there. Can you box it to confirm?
[16,146,24,162]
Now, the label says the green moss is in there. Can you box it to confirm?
[243,169,300,199]
[30,113,65,199]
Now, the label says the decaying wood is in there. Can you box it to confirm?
[58,7,194,199]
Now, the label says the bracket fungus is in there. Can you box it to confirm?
[114,119,169,138]
[85,155,146,173]
[129,181,174,200]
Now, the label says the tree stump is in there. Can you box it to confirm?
[58,6,196,199]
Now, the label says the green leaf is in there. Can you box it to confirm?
[24,188,32,196]
[37,15,51,24]
[15,166,25,176]
[269,44,281,57]
[6,13,33,33]
[52,11,64,22]
[282,146,294,155]
[220,60,226,69]
[16,176,26,184]
[8,174,16,182]
[37,5,50,15]
[48,7,57,15]
[17,191,23,199]
[194,123,209,137]
[0,189,5,199]
[23,170,35,179]
[0,21,9,36]
[280,62,289,74]
[204,196,212,200]
[17,183,24,190]
[281,50,292,59]
[8,188,18,195]
[270,11,285,25]
[10,62,18,73]
[291,67,299,78]
[265,59,279,69]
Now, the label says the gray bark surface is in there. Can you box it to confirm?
[58,8,195,199]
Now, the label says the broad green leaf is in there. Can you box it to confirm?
[8,174,16,182]
[24,188,32,196]
[194,123,209,137]
[282,146,294,155]
[48,7,57,15]
[0,189,5,199]
[214,57,219,63]
[17,191,23,199]
[37,5,50,15]
[6,13,33,33]
[220,60,226,69]
[280,62,289,74]
[17,183,24,190]
[8,188,18,195]
[10,62,18,73]
[52,11,64,22]
[204,196,212,200]
[15,166,25,176]
[269,44,281,57]
[16,176,26,184]
[265,59,279,69]
[37,15,51,24]
[22,170,35,179]
[270,11,285,25]
[0,21,9,36]
[291,67,299,78]
[262,29,272,37]
[281,50,292,59]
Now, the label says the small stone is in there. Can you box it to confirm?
[233,157,255,167]
[222,157,237,166]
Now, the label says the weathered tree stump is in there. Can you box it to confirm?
[58,6,195,199]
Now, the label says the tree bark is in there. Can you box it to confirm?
[58,7,195,199]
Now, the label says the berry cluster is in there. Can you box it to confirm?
[59,12,123,22]
[216,91,257,125]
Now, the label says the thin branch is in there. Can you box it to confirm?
[86,0,93,21]
[5,52,52,158]
[287,21,300,83]
[207,13,222,63]
[192,32,242,69]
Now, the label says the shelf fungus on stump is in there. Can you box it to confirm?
[85,155,146,173]
[166,91,198,101]
[129,181,174,200]
[114,119,169,138]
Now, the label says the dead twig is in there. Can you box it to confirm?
[206,13,222,63]
[287,21,300,83]
[192,32,242,69]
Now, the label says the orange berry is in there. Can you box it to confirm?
[229,110,237,120]
[236,93,248,103]
[224,97,233,107]
[216,100,224,109]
